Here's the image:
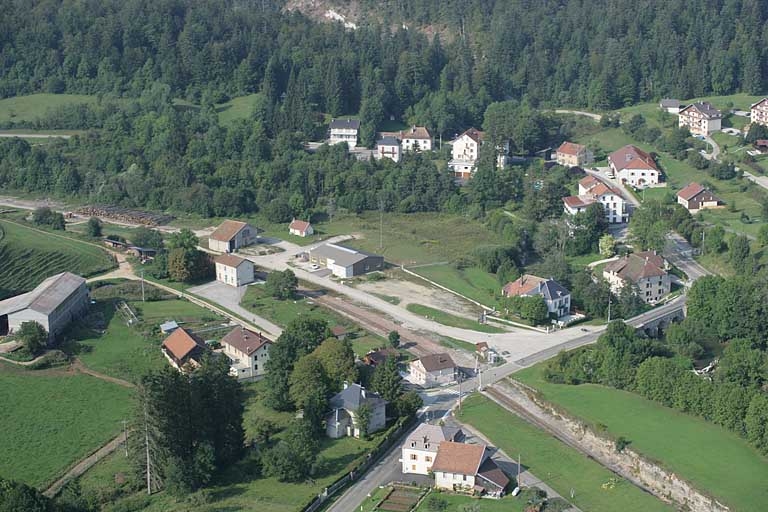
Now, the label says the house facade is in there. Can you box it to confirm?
[660,99,681,113]
[409,353,456,387]
[678,102,722,136]
[375,136,402,162]
[431,442,509,498]
[401,423,463,475]
[501,274,571,319]
[161,328,207,372]
[309,243,384,278]
[400,126,433,152]
[209,220,258,253]
[325,383,387,439]
[555,141,592,167]
[603,251,671,304]
[329,119,360,147]
[449,128,484,179]
[0,272,89,342]
[220,326,271,380]
[215,254,255,287]
[289,219,314,237]
[563,175,629,224]
[750,98,768,127]
[677,182,722,213]
[608,145,661,187]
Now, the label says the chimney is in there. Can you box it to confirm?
[412,125,416,133]
[361,387,366,398]
[343,381,349,390]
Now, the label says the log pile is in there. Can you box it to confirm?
[75,205,174,226]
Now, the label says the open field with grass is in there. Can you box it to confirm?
[406,303,504,333]
[413,491,528,512]
[457,394,672,512]
[79,379,387,512]
[0,219,116,299]
[0,363,133,488]
[67,220,149,244]
[514,365,768,511]
[411,264,499,306]
[0,93,97,125]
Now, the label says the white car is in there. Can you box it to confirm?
[310,264,319,270]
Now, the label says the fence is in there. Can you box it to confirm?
[301,415,418,512]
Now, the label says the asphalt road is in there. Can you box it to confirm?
[664,232,711,282]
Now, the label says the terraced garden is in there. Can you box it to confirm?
[0,219,115,299]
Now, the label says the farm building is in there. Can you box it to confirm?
[308,243,384,278]
[161,327,207,372]
[288,219,314,237]
[0,272,89,342]
[209,220,258,253]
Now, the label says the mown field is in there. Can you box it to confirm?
[514,365,768,511]
[406,303,505,333]
[0,363,133,488]
[0,219,116,299]
[0,93,97,125]
[411,263,500,306]
[457,394,673,512]
[412,491,528,512]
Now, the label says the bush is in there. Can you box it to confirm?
[427,494,448,512]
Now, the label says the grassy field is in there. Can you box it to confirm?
[514,365,768,511]
[79,379,386,512]
[0,219,115,299]
[413,491,528,512]
[0,93,97,125]
[0,363,133,488]
[411,264,500,306]
[216,94,260,125]
[406,303,505,333]
[457,394,673,512]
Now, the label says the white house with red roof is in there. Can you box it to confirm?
[431,441,510,498]
[562,175,629,223]
[449,128,484,179]
[501,274,571,319]
[750,98,768,127]
[603,251,671,303]
[161,328,207,372]
[555,141,592,167]
[215,254,255,287]
[678,102,722,136]
[288,219,314,237]
[676,183,723,213]
[608,145,661,187]
[220,326,272,380]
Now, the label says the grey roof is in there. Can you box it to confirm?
[660,98,680,108]
[329,119,360,130]
[329,383,387,411]
[405,423,463,452]
[529,279,570,301]
[377,136,400,147]
[160,320,179,333]
[0,272,85,317]
[310,243,380,267]
[685,101,721,118]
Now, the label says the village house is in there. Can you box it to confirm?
[431,441,510,498]
[501,274,571,319]
[750,98,768,127]
[449,128,484,179]
[678,101,722,136]
[754,139,768,153]
[208,220,258,253]
[659,98,681,114]
[362,347,399,367]
[308,243,384,278]
[409,353,457,387]
[475,342,499,364]
[401,423,464,475]
[399,126,433,152]
[676,182,723,213]
[161,327,207,372]
[0,272,89,342]
[288,219,314,237]
[326,382,387,439]
[608,145,661,187]
[603,251,671,304]
[555,141,592,167]
[562,175,629,224]
[329,119,360,147]
[215,254,255,287]
[220,326,271,381]
[374,136,402,162]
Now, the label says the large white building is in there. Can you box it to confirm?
[0,272,89,342]
[678,101,722,136]
[208,220,258,253]
[401,423,463,475]
[308,243,384,278]
[408,353,456,387]
[215,254,255,287]
[431,441,509,498]
[501,274,571,319]
[608,145,661,187]
[329,119,360,147]
[374,136,402,162]
[562,175,629,224]
[448,128,484,179]
[220,326,271,380]
[750,98,768,127]
[399,126,433,152]
[603,251,671,304]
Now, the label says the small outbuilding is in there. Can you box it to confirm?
[308,243,384,278]
[161,327,207,372]
[289,219,314,237]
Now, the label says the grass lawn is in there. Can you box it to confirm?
[411,264,499,307]
[457,394,672,512]
[0,363,133,488]
[413,491,528,512]
[565,252,604,269]
[0,219,116,299]
[514,365,768,511]
[406,303,504,334]
[216,94,260,125]
[67,221,149,244]
[0,93,97,124]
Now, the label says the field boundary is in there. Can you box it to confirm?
[43,433,126,498]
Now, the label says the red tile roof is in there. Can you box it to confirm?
[557,141,585,156]
[431,442,486,475]
[220,326,271,356]
[162,328,205,362]
[609,145,660,173]
[502,274,546,297]
[456,128,484,144]
[579,175,601,189]
[215,253,249,268]
[563,195,594,209]
[210,220,248,242]
[289,219,311,233]
[677,182,706,201]
[604,251,667,282]
[400,126,432,140]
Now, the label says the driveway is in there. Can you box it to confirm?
[664,232,711,283]
[742,170,768,192]
[187,281,283,338]
[703,135,720,160]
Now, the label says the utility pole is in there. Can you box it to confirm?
[458,374,462,412]
[141,269,145,302]
[517,453,521,486]
[607,293,612,322]
[122,419,128,457]
[378,196,384,250]
[144,401,152,495]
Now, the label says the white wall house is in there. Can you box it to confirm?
[431,442,509,498]
[555,141,592,167]
[608,145,661,187]
[375,136,402,162]
[325,383,387,439]
[289,219,314,237]
[400,126,433,152]
[220,326,271,380]
[409,353,456,387]
[0,272,89,342]
[215,254,255,287]
[449,128,484,179]
[501,274,571,319]
[208,220,258,253]
[401,423,463,475]
[562,175,629,224]
[329,119,360,147]
[603,251,671,304]
[751,98,768,127]
[678,102,722,136]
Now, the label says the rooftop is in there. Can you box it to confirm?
[329,382,387,411]
[604,251,667,282]
[330,118,361,130]
[681,101,722,119]
[0,272,86,317]
[310,243,381,267]
[416,353,455,372]
[609,145,660,173]
[215,253,250,268]
[431,441,486,475]
[557,141,586,156]
[220,326,271,356]
[289,219,312,232]
[377,136,401,147]
[161,327,205,362]
[404,423,463,453]
[677,182,706,201]
[210,220,250,242]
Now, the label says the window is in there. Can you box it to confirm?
[254,364,258,371]
[410,454,417,461]
[411,442,416,448]
[425,456,432,462]
[463,475,467,481]
[412,465,416,471]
